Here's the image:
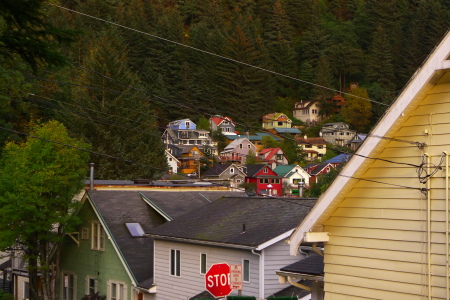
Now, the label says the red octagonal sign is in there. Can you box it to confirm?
[205,263,232,297]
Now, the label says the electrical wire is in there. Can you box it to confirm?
[47,2,390,107]
[417,153,445,184]
[0,126,167,172]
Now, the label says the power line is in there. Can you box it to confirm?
[339,174,428,194]
[47,2,390,107]
[0,126,167,172]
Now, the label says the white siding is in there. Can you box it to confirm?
[153,240,260,300]
[263,240,306,297]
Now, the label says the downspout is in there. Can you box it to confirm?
[251,249,264,299]
[444,151,449,300]
[425,153,431,300]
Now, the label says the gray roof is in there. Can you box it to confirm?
[274,128,302,134]
[202,164,232,177]
[149,197,317,249]
[280,254,324,276]
[88,190,244,289]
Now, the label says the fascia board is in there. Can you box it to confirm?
[256,229,294,251]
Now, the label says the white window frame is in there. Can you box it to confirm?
[107,280,127,300]
[62,271,77,300]
[243,259,250,282]
[170,249,181,277]
[200,253,207,274]
[91,221,105,251]
[230,168,235,174]
[85,276,98,296]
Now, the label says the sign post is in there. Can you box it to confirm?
[230,264,243,291]
[205,263,232,297]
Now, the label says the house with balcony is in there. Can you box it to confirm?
[219,138,256,164]
[320,122,356,146]
[296,136,327,161]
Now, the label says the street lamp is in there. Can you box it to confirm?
[267,184,273,196]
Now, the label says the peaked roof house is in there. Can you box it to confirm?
[168,118,196,130]
[293,100,321,125]
[323,153,352,168]
[219,137,256,164]
[320,122,356,146]
[201,163,246,188]
[262,113,292,129]
[58,190,243,300]
[348,133,367,151]
[288,31,450,300]
[165,149,180,174]
[303,162,334,185]
[244,164,282,196]
[225,133,282,152]
[149,197,317,300]
[296,136,327,161]
[209,115,236,135]
[258,147,289,168]
[274,165,311,196]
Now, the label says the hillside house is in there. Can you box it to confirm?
[149,197,317,300]
[348,133,367,151]
[304,162,334,185]
[243,164,282,196]
[165,149,179,174]
[262,113,292,129]
[288,31,450,300]
[201,163,246,188]
[258,147,289,168]
[320,122,356,146]
[273,165,311,196]
[219,138,256,164]
[209,115,236,134]
[296,136,327,161]
[293,100,321,125]
[225,133,281,152]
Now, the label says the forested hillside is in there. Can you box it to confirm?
[1,0,450,179]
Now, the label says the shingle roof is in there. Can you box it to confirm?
[309,163,332,176]
[280,254,324,276]
[243,164,266,177]
[149,197,317,249]
[201,164,232,177]
[324,153,352,164]
[88,190,245,288]
[296,137,326,145]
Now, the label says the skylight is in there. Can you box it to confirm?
[126,223,145,237]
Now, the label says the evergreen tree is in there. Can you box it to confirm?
[57,28,167,179]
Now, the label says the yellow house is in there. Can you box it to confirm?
[289,32,450,299]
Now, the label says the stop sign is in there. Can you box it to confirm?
[205,263,232,297]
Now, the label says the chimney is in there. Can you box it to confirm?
[90,163,95,191]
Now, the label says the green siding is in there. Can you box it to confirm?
[59,201,133,299]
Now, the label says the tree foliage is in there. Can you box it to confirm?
[0,120,90,300]
[342,87,372,132]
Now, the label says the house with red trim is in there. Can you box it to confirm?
[243,164,282,196]
[209,115,236,134]
[258,147,289,168]
[303,162,334,184]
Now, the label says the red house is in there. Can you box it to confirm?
[243,164,282,196]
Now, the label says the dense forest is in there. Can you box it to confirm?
[1,0,450,179]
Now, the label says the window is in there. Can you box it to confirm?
[200,253,207,274]
[236,179,241,183]
[263,167,268,173]
[91,221,104,251]
[239,144,243,149]
[125,223,144,237]
[303,109,308,114]
[247,144,251,149]
[63,272,76,300]
[276,154,283,160]
[230,168,235,174]
[185,121,190,129]
[24,281,29,300]
[81,227,89,240]
[278,121,283,126]
[108,281,127,300]
[192,150,198,156]
[85,277,98,295]
[305,145,312,148]
[312,109,318,114]
[169,158,173,161]
[170,249,181,276]
[273,179,280,184]
[317,145,323,149]
[243,259,250,282]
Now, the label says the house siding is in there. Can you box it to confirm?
[263,241,304,297]
[59,202,134,300]
[320,73,450,299]
[153,240,260,300]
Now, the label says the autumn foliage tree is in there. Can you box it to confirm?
[342,87,372,132]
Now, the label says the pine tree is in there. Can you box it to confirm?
[57,28,167,179]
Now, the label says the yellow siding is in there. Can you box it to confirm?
[322,73,450,299]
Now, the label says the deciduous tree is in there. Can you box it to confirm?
[0,120,90,300]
